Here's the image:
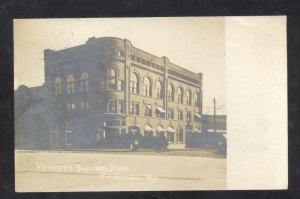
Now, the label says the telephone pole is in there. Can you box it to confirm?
[213,98,216,133]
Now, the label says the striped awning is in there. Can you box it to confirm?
[195,128,201,133]
[146,105,152,109]
[131,124,140,128]
[145,125,154,132]
[156,106,166,113]
[194,113,202,119]
[167,127,175,133]
[157,126,165,133]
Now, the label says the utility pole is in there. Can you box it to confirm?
[213,98,216,133]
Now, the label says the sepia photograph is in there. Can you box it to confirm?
[14,16,287,192]
[14,17,227,192]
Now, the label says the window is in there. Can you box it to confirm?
[167,108,174,119]
[155,80,163,99]
[177,87,183,103]
[130,102,139,115]
[195,91,200,106]
[187,112,192,121]
[118,100,125,114]
[109,48,115,56]
[107,68,117,90]
[144,104,152,117]
[130,72,139,94]
[107,100,117,113]
[131,54,136,61]
[168,84,174,101]
[146,60,150,66]
[178,110,183,120]
[186,89,192,105]
[107,99,124,114]
[54,77,62,95]
[117,49,124,57]
[80,101,89,111]
[141,58,145,65]
[80,72,88,92]
[67,103,75,111]
[156,107,165,119]
[136,57,141,63]
[67,75,74,95]
[117,80,124,91]
[143,76,152,97]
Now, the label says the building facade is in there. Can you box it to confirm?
[41,37,203,149]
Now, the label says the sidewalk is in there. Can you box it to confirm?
[16,147,225,158]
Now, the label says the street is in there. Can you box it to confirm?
[15,150,226,192]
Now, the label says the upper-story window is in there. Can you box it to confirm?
[131,55,136,61]
[80,101,90,111]
[67,75,74,95]
[178,110,183,120]
[143,77,152,97]
[167,108,174,119]
[136,57,141,63]
[156,80,163,99]
[144,104,152,117]
[118,100,125,114]
[177,87,183,103]
[80,72,88,92]
[117,49,124,57]
[107,100,117,113]
[117,80,124,91]
[130,72,139,94]
[107,68,117,90]
[195,91,200,106]
[187,112,192,121]
[54,76,62,95]
[186,89,192,105]
[130,102,139,116]
[168,84,174,101]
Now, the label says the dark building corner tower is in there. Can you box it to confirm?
[38,37,205,149]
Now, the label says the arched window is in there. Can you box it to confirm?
[130,72,139,94]
[67,75,74,95]
[54,77,62,95]
[143,76,152,97]
[177,87,183,103]
[186,89,191,105]
[168,84,174,101]
[107,68,117,90]
[156,80,163,99]
[195,91,200,106]
[80,72,88,92]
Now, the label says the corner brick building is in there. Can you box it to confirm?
[42,37,203,149]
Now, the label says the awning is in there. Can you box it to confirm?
[145,125,154,132]
[194,113,202,119]
[195,128,201,133]
[157,126,165,132]
[156,106,166,113]
[167,127,175,133]
[131,124,140,128]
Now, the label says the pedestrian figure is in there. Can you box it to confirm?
[133,140,139,151]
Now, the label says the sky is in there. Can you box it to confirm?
[14,17,226,115]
